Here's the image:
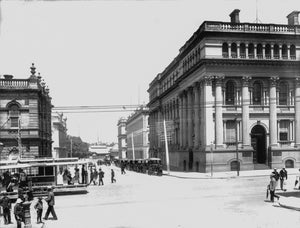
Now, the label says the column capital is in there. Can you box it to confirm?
[214,75,225,86]
[242,76,252,87]
[269,76,279,87]
[202,76,213,86]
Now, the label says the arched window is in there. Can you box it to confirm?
[225,81,235,105]
[279,82,289,105]
[222,43,229,58]
[231,43,237,58]
[253,81,262,105]
[290,45,296,59]
[282,44,288,59]
[248,43,254,58]
[257,44,263,59]
[8,103,20,128]
[230,161,240,171]
[274,44,279,59]
[285,159,294,168]
[240,43,246,58]
[265,44,271,59]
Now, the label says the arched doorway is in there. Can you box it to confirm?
[251,125,267,164]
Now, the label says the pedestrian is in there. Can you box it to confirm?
[43,186,57,220]
[279,167,288,191]
[73,168,80,185]
[0,192,13,224]
[271,168,279,187]
[121,163,126,175]
[18,169,28,189]
[34,197,43,224]
[295,168,300,189]
[111,169,116,183]
[81,165,86,184]
[98,168,104,186]
[269,175,280,203]
[14,198,24,228]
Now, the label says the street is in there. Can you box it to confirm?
[38,165,300,228]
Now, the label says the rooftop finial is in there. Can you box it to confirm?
[30,63,36,76]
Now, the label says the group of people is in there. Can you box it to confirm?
[0,185,57,227]
[0,169,29,192]
[88,167,116,185]
[267,167,288,203]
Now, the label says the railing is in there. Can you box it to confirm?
[0,79,29,88]
[203,21,299,34]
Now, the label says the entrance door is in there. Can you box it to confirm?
[251,125,266,164]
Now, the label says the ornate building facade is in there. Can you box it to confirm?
[52,112,68,158]
[117,117,127,159]
[148,10,300,172]
[126,106,149,160]
[0,64,52,160]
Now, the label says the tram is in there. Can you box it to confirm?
[0,157,89,199]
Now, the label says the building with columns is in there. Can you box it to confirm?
[147,9,300,172]
[117,117,127,159]
[0,64,52,161]
[52,112,68,158]
[126,106,149,160]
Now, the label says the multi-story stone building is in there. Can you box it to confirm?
[52,112,68,158]
[0,63,52,160]
[117,117,127,159]
[126,106,149,159]
[148,10,300,172]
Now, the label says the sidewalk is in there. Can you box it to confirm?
[164,168,300,179]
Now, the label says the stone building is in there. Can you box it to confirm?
[117,117,127,159]
[147,10,300,172]
[126,106,149,159]
[0,63,52,160]
[52,112,68,158]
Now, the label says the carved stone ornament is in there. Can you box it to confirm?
[269,76,279,87]
[214,75,225,86]
[202,76,213,86]
[242,76,252,87]
[295,77,300,87]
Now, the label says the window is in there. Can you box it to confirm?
[282,44,288,59]
[274,44,279,59]
[225,81,235,105]
[248,43,254,58]
[240,43,246,58]
[279,82,288,105]
[257,43,263,59]
[253,81,262,105]
[265,44,271,59]
[222,43,229,58]
[290,45,296,59]
[8,103,20,128]
[226,120,236,142]
[279,120,289,141]
[231,43,237,58]
[10,117,19,128]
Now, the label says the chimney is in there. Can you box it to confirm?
[3,75,13,80]
[230,9,240,23]
[287,11,300,25]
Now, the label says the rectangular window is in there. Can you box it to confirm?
[226,120,236,142]
[10,117,19,128]
[279,120,289,141]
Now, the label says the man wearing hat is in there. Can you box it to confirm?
[14,198,24,228]
[34,197,44,224]
[0,192,13,224]
[279,167,288,191]
[43,186,57,220]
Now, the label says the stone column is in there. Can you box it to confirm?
[193,82,200,148]
[182,91,187,148]
[215,75,224,147]
[187,87,194,148]
[295,77,300,147]
[269,76,279,147]
[202,76,214,147]
[242,76,251,147]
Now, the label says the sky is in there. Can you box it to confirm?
[0,0,299,143]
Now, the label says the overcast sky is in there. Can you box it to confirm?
[0,0,298,143]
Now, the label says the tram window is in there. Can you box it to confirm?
[45,166,54,175]
[38,167,45,175]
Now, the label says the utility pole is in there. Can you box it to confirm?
[210,142,213,177]
[163,118,170,174]
[70,137,73,158]
[131,133,135,160]
[17,118,22,161]
[235,117,240,176]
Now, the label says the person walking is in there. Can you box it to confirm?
[98,168,104,186]
[279,168,288,191]
[269,175,280,203]
[111,169,116,183]
[43,186,57,220]
[0,192,13,224]
[34,197,43,224]
[14,198,24,228]
[271,168,279,188]
[81,165,86,184]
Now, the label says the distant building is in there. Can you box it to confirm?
[0,63,52,160]
[126,106,149,159]
[148,10,300,172]
[89,143,110,159]
[117,117,127,159]
[109,143,119,160]
[52,112,68,158]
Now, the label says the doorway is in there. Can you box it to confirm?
[251,125,267,164]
